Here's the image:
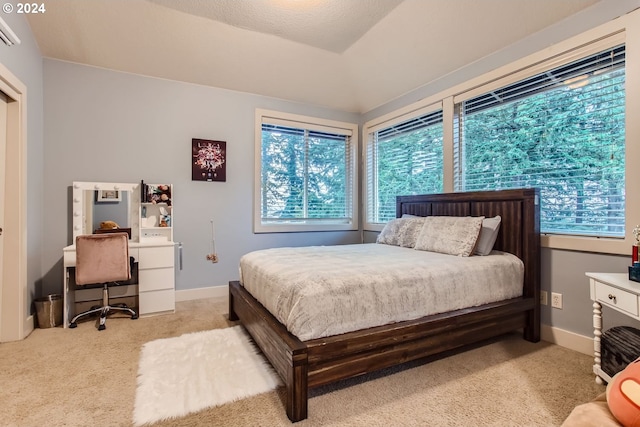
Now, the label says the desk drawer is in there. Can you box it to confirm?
[595,281,639,316]
[139,289,175,315]
[138,246,174,269]
[139,267,174,292]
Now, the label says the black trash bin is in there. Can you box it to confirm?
[34,294,63,328]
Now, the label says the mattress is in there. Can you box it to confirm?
[239,243,524,341]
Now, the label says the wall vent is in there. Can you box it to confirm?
[0,16,20,46]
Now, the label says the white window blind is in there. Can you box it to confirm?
[455,44,625,237]
[260,123,354,226]
[366,109,444,223]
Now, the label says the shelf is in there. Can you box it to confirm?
[139,182,173,243]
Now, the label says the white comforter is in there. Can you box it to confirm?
[239,243,524,341]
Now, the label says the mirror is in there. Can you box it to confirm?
[86,190,130,233]
[72,182,140,242]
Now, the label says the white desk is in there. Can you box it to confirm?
[587,272,640,384]
[63,241,176,328]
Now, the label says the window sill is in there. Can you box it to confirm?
[542,234,627,255]
[254,222,357,233]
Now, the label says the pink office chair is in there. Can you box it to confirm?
[69,233,138,330]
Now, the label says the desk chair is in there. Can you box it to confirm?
[69,233,138,330]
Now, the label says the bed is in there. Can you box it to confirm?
[229,188,540,422]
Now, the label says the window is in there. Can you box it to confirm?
[365,107,444,225]
[255,109,358,232]
[455,45,625,238]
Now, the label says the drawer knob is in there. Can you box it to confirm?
[608,294,617,303]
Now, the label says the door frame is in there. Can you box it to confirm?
[0,60,29,342]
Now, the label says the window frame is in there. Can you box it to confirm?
[254,108,359,233]
[363,12,640,255]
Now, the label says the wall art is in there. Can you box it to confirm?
[192,139,227,182]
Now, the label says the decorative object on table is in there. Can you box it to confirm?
[95,189,121,202]
[206,219,218,263]
[192,139,226,182]
[633,225,639,264]
[630,225,640,283]
[630,264,640,283]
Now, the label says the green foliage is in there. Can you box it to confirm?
[462,70,625,236]
[261,129,349,220]
[374,125,443,222]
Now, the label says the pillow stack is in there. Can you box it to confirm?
[377,215,502,257]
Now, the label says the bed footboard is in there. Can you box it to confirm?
[229,280,308,421]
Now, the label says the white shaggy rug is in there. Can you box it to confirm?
[133,326,282,426]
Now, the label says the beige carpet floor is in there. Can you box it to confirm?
[0,297,604,426]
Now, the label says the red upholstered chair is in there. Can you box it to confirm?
[69,233,138,330]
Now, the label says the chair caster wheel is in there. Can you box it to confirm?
[131,314,139,320]
[98,324,106,331]
[69,322,77,328]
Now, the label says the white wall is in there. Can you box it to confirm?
[41,60,361,294]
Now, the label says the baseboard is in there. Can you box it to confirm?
[25,314,34,337]
[541,324,593,356]
[175,285,228,302]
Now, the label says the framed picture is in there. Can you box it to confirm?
[192,139,227,182]
[95,189,121,202]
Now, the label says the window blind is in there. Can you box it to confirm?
[455,44,625,237]
[366,110,444,223]
[260,124,353,224]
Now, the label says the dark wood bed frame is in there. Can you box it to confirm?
[229,188,540,422]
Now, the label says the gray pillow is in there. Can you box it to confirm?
[474,216,502,256]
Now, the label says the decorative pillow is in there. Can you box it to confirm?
[377,217,426,248]
[414,216,484,257]
[607,358,640,427]
[474,216,502,256]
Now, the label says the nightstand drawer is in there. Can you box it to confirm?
[594,281,639,316]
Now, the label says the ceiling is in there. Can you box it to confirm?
[26,0,601,113]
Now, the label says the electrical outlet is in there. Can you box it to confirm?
[540,290,548,305]
[551,292,563,309]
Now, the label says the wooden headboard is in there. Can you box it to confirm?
[396,188,540,304]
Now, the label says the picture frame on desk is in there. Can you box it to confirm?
[95,189,122,202]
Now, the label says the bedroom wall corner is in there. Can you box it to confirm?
[0,12,44,332]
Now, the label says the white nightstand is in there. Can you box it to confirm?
[586,272,640,384]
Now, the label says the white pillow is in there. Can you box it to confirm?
[414,216,484,257]
[377,217,426,248]
[474,216,502,256]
